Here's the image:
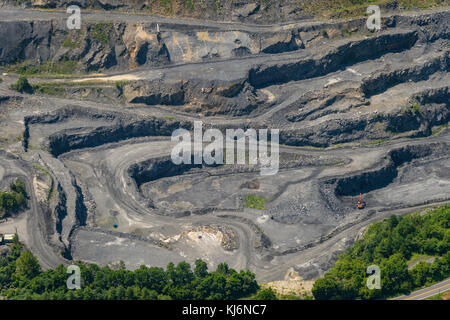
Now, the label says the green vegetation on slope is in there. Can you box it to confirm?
[31,80,120,96]
[425,290,450,300]
[8,61,77,76]
[244,194,269,210]
[0,240,259,300]
[312,204,450,300]
[62,31,83,49]
[306,0,448,18]
[0,179,27,218]
[10,76,33,94]
[91,23,113,45]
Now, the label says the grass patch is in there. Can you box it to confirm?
[34,79,114,88]
[97,216,119,230]
[163,115,175,120]
[244,194,268,210]
[7,60,78,76]
[160,0,174,14]
[184,0,195,11]
[399,0,447,9]
[411,103,420,112]
[115,80,129,90]
[426,290,450,300]
[431,123,448,136]
[62,37,80,48]
[305,0,447,18]
[91,22,113,45]
[32,83,65,96]
[32,79,118,96]
[366,138,389,145]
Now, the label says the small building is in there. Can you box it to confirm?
[3,234,15,243]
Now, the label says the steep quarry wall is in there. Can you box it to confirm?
[128,156,202,188]
[0,19,305,72]
[47,117,193,156]
[249,30,418,88]
[326,142,448,197]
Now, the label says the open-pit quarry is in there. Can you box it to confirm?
[0,3,449,284]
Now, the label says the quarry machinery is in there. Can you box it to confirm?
[357,193,365,209]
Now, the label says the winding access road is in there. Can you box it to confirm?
[391,278,450,300]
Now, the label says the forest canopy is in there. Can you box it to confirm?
[312,205,450,300]
[0,238,259,300]
[0,179,27,218]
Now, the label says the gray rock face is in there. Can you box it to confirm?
[249,31,419,88]
[0,19,308,71]
[232,3,260,21]
[0,20,55,64]
[261,30,304,54]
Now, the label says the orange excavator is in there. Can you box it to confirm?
[357,193,365,209]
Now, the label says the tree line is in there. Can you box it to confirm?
[0,237,262,300]
[0,179,27,219]
[312,204,450,299]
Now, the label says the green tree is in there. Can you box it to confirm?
[12,76,33,94]
[253,288,278,300]
[410,261,430,287]
[380,253,412,296]
[194,259,208,278]
[312,275,341,300]
[15,250,41,280]
[216,263,230,275]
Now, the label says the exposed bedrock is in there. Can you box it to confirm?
[361,51,450,97]
[47,117,193,156]
[33,152,88,259]
[0,18,307,71]
[1,9,447,73]
[248,31,418,88]
[124,79,262,116]
[285,89,368,123]
[280,92,450,147]
[26,82,449,158]
[25,105,121,125]
[412,86,450,106]
[323,142,449,199]
[128,156,202,189]
[260,30,304,54]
